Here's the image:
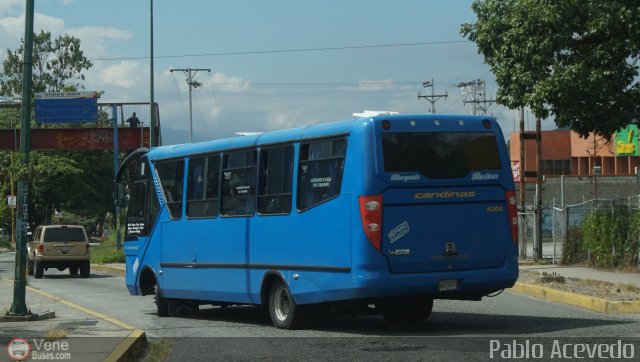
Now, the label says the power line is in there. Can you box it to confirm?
[90,40,469,62]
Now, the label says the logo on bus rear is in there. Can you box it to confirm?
[388,221,410,244]
[470,172,499,181]
[390,174,421,182]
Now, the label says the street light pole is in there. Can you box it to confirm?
[10,0,34,316]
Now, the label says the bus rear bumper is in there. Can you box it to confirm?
[294,253,519,305]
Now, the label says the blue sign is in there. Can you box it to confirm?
[35,91,98,124]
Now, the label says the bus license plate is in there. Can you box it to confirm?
[438,279,458,291]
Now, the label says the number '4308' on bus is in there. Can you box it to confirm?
[115,113,519,329]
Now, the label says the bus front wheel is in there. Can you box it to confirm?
[268,281,307,329]
[380,296,433,326]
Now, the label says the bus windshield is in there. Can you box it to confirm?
[382,132,501,179]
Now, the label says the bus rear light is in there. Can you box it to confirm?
[381,120,391,130]
[506,191,518,244]
[483,119,492,129]
[359,195,383,251]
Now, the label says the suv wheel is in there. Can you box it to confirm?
[34,259,44,279]
[79,261,90,278]
[26,257,34,276]
[69,266,79,276]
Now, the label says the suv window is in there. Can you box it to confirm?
[43,227,86,242]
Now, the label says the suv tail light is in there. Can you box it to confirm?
[359,195,383,251]
[506,191,518,244]
[37,243,44,254]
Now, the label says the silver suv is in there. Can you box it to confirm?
[27,225,90,278]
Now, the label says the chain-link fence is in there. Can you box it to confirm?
[538,196,640,265]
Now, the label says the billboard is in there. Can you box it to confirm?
[616,125,639,156]
[35,91,98,124]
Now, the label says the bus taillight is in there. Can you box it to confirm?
[359,195,383,251]
[506,191,518,244]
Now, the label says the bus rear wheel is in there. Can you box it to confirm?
[155,286,170,317]
[380,296,433,326]
[268,281,307,329]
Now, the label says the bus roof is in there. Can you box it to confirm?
[148,114,497,161]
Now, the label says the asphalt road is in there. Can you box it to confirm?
[1,252,639,361]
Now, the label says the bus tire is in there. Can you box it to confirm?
[34,259,44,279]
[155,286,170,317]
[268,281,307,329]
[80,261,90,278]
[380,296,433,326]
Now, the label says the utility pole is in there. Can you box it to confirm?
[10,0,34,316]
[417,79,448,113]
[149,0,155,147]
[458,79,496,115]
[170,68,211,143]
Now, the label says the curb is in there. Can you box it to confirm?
[512,282,640,314]
[92,264,125,277]
[26,286,147,361]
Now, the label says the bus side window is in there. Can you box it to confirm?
[297,138,346,211]
[221,150,257,216]
[186,154,220,218]
[156,159,185,219]
[257,145,293,215]
[125,157,158,238]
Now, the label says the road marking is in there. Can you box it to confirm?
[26,285,137,330]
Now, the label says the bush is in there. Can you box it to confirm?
[90,230,124,264]
[560,226,584,265]
[580,207,640,269]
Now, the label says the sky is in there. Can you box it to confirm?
[0,0,550,145]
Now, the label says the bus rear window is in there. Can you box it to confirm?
[382,132,501,179]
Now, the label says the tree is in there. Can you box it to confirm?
[0,30,111,226]
[461,0,640,138]
[0,30,92,97]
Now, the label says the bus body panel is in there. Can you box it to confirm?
[381,186,512,273]
[117,114,518,313]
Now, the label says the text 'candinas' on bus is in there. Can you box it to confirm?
[115,113,518,329]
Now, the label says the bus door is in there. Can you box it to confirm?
[378,123,515,274]
[115,149,159,294]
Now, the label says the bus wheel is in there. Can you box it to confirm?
[380,296,433,326]
[268,281,306,329]
[155,286,170,317]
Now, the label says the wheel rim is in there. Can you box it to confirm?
[273,286,290,322]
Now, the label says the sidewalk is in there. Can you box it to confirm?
[515,261,640,314]
[519,264,640,288]
[0,278,145,362]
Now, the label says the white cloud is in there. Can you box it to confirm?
[0,0,21,17]
[210,72,250,92]
[68,26,131,58]
[98,61,143,89]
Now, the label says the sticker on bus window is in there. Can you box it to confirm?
[388,221,409,244]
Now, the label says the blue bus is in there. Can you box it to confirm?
[115,113,519,329]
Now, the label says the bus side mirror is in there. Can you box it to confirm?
[115,183,125,207]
